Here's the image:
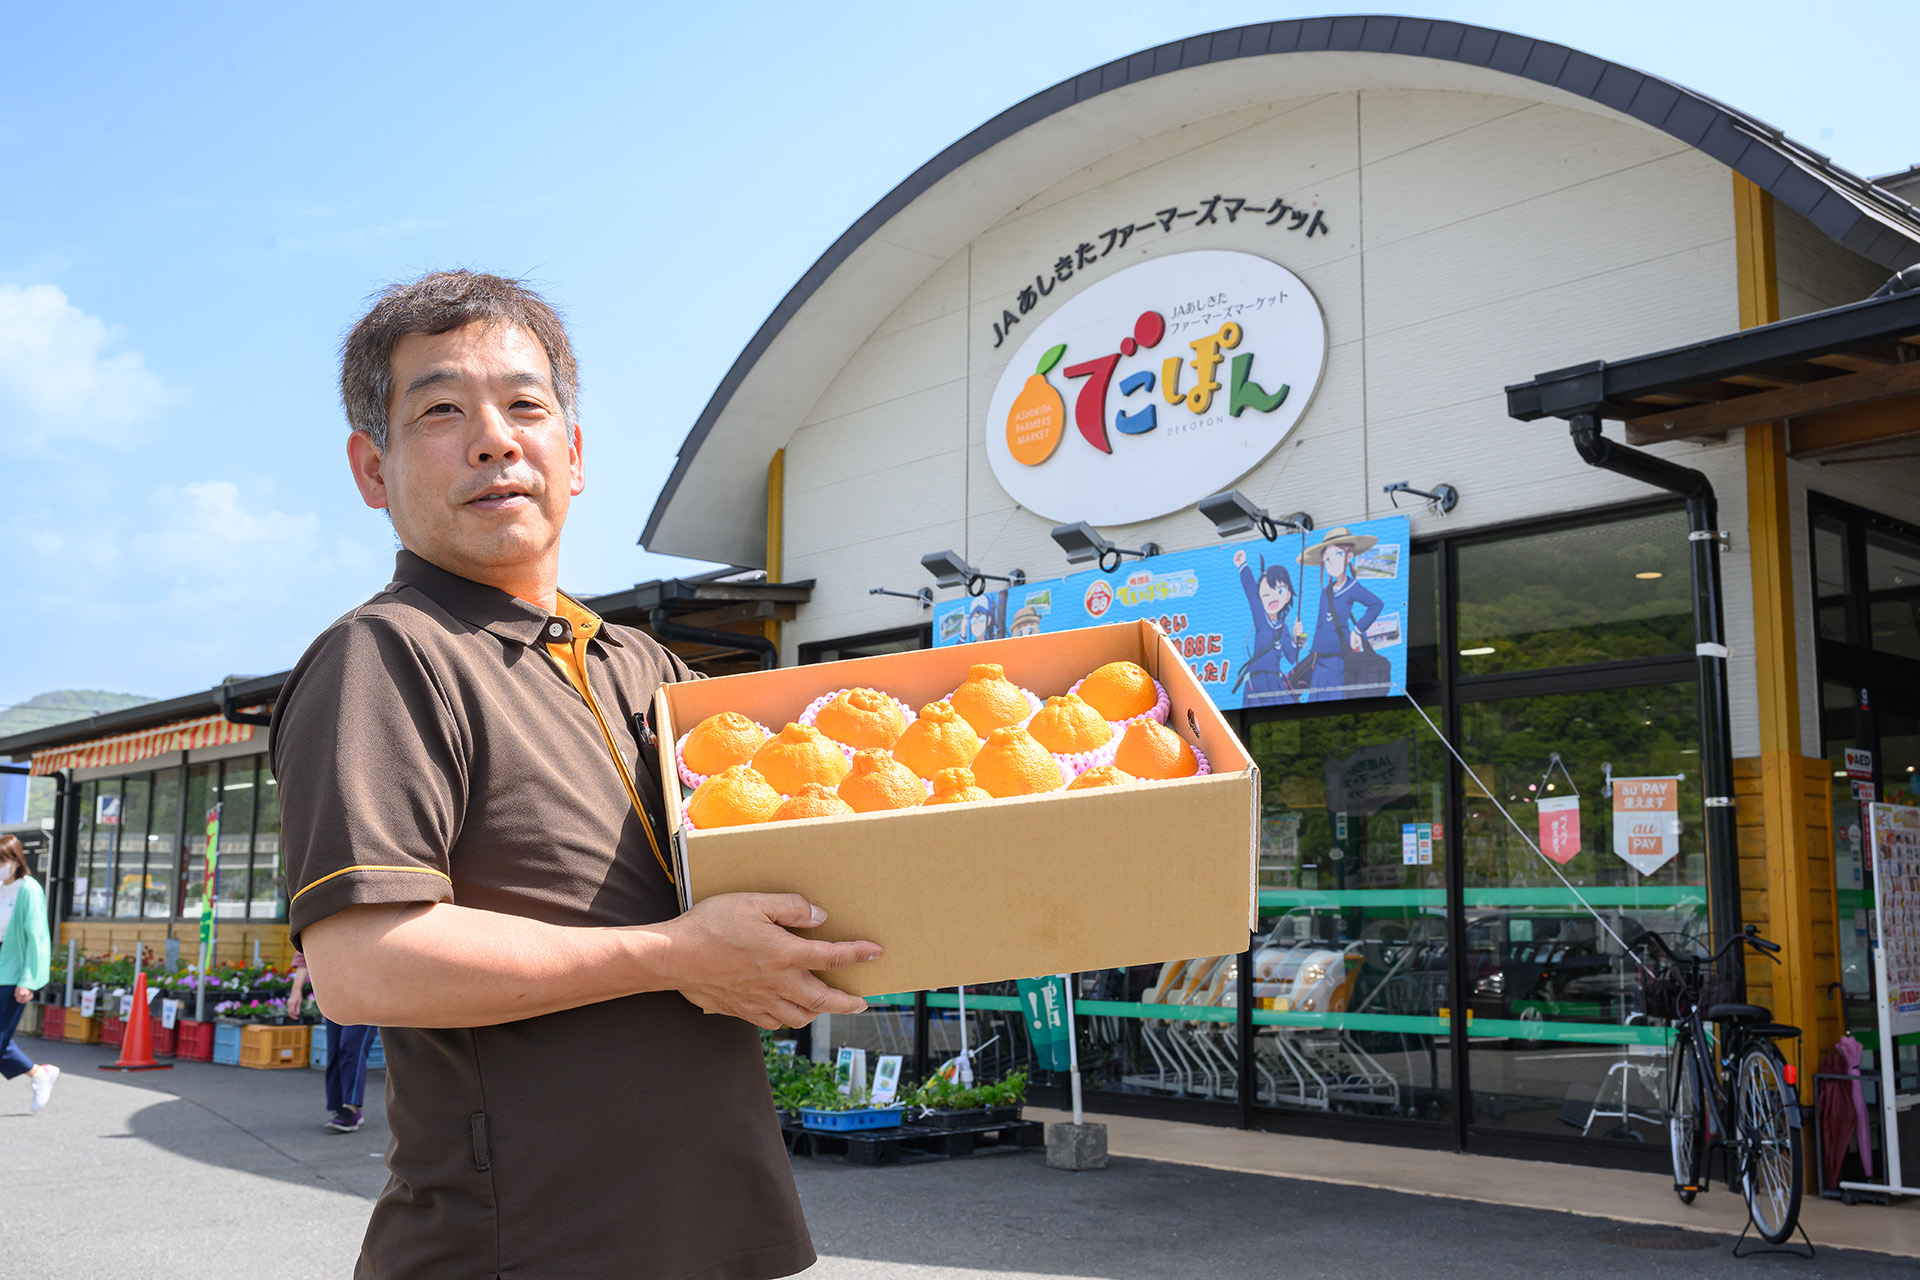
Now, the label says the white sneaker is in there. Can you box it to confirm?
[29,1065,59,1112]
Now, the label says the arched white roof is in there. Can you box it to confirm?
[644,15,1920,565]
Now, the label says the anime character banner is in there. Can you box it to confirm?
[933,514,1411,711]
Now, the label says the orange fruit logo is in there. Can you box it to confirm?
[1005,344,1066,467]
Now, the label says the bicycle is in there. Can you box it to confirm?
[1635,925,1806,1249]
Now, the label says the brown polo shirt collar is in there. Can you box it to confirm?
[391,549,623,650]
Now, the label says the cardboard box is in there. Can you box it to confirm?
[652,620,1257,996]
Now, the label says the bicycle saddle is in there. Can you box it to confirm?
[1704,1002,1771,1023]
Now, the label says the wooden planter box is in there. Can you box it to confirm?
[63,1012,101,1043]
[17,1002,42,1037]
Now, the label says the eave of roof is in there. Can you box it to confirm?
[1505,287,1920,425]
[641,14,1920,563]
[0,672,289,762]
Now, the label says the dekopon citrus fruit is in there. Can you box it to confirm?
[925,766,992,806]
[1067,764,1137,791]
[752,723,851,794]
[1112,719,1199,780]
[686,764,783,828]
[837,749,927,812]
[770,782,855,823]
[970,726,1066,797]
[681,712,771,776]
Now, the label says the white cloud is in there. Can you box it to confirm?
[0,283,183,450]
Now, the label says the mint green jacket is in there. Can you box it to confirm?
[0,876,50,991]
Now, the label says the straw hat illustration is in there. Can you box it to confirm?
[1296,526,1378,566]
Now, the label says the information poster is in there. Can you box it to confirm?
[1866,804,1920,1035]
[1612,776,1680,876]
[933,515,1411,711]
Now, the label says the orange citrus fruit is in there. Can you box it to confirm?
[970,726,1066,797]
[1067,765,1138,791]
[948,663,1032,736]
[837,749,927,813]
[686,764,782,828]
[892,700,983,780]
[1027,693,1114,755]
[681,712,771,776]
[1113,720,1199,780]
[751,723,851,795]
[925,766,992,806]
[813,687,908,750]
[770,782,855,823]
[1077,661,1158,721]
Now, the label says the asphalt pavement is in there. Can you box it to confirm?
[5,1035,1909,1279]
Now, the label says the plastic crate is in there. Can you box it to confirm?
[240,1023,311,1070]
[40,1006,64,1040]
[212,1022,244,1065]
[366,1030,385,1071]
[309,1026,329,1069]
[176,1019,214,1062]
[799,1106,905,1132]
[102,1015,126,1048]
[64,1013,101,1044]
[151,1018,178,1058]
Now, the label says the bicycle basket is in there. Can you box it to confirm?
[1698,971,1735,1012]
[1641,969,1684,1021]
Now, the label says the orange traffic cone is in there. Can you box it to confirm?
[100,971,173,1072]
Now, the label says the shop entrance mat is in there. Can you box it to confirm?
[781,1117,1045,1167]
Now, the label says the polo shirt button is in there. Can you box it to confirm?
[548,622,565,638]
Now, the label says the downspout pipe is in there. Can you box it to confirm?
[648,608,780,671]
[1569,413,1744,990]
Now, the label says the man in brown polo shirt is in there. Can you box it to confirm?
[273,270,879,1278]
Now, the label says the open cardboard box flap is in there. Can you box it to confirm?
[652,620,1257,996]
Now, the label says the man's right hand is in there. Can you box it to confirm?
[656,893,880,1031]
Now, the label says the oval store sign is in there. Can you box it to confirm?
[985,250,1327,525]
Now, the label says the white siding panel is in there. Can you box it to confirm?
[869,253,970,341]
[804,306,969,427]
[786,382,969,501]
[1775,205,1886,320]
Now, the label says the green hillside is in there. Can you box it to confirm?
[0,689,156,740]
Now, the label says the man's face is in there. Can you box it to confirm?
[348,322,583,598]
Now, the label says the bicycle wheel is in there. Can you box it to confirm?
[1736,1042,1804,1244]
[1668,1033,1706,1203]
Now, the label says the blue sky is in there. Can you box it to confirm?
[1,1,1912,712]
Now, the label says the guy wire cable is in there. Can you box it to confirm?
[1394,687,1652,974]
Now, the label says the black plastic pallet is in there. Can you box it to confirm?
[783,1118,1045,1166]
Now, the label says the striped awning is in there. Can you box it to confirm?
[29,711,264,776]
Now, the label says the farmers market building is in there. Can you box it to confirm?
[8,18,1920,1172]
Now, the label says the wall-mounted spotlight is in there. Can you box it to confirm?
[1382,481,1458,515]
[869,586,934,609]
[1049,521,1160,573]
[920,550,1027,597]
[1197,490,1313,541]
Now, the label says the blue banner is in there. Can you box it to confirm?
[934,516,1410,710]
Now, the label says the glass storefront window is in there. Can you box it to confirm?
[252,766,284,919]
[1406,545,1439,687]
[1813,515,1850,643]
[1249,705,1450,1123]
[180,764,213,919]
[1455,510,1692,675]
[146,769,181,918]
[215,759,256,918]
[74,779,99,916]
[1459,683,1704,1142]
[1865,527,1920,660]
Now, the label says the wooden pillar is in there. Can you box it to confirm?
[1733,174,1839,1080]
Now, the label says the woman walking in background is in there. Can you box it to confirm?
[286,950,375,1132]
[0,833,58,1112]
